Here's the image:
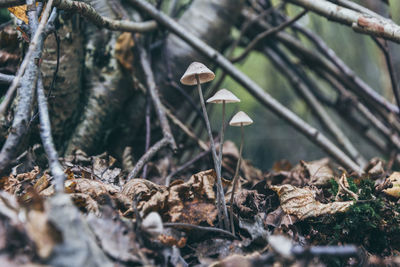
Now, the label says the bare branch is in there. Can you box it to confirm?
[127,137,169,180]
[231,9,307,63]
[0,0,54,117]
[52,0,157,32]
[265,47,367,167]
[127,0,363,174]
[0,73,13,84]
[0,0,53,175]
[37,75,66,192]
[287,0,400,44]
[138,43,177,151]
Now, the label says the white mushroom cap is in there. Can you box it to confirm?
[229,111,253,126]
[206,89,241,104]
[180,62,215,85]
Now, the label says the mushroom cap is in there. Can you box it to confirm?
[206,89,241,104]
[229,111,253,126]
[180,62,215,85]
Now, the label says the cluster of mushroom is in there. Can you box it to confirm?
[180,62,253,234]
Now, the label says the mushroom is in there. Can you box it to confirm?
[180,62,229,229]
[229,111,253,235]
[207,89,240,170]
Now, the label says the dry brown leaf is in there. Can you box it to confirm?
[64,179,119,202]
[115,32,135,71]
[365,158,385,180]
[33,173,50,193]
[25,209,62,259]
[122,170,220,225]
[69,193,100,215]
[271,184,353,220]
[383,172,400,198]
[301,158,334,186]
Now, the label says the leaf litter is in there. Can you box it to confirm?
[0,148,399,266]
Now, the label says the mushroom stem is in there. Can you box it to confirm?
[218,101,226,167]
[230,123,244,235]
[196,74,230,230]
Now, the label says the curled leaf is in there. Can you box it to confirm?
[383,172,400,198]
[271,184,353,220]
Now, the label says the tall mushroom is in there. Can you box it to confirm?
[180,62,230,229]
[207,89,240,169]
[229,111,253,235]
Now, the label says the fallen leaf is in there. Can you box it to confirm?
[33,173,50,193]
[301,158,334,186]
[271,184,353,220]
[383,172,400,198]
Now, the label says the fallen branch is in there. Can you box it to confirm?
[127,137,169,180]
[37,75,66,192]
[0,73,13,84]
[265,46,366,167]
[286,0,400,44]
[231,9,307,63]
[127,0,363,174]
[0,0,52,175]
[52,0,157,32]
[163,222,237,239]
[0,0,54,117]
[138,42,177,151]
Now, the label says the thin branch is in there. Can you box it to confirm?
[138,43,177,151]
[37,75,66,192]
[127,137,169,180]
[0,0,52,176]
[163,222,237,239]
[0,73,13,84]
[165,149,210,186]
[265,46,367,167]
[372,37,400,112]
[231,9,307,63]
[51,0,157,32]
[286,0,400,44]
[142,92,152,179]
[127,0,363,174]
[0,0,54,117]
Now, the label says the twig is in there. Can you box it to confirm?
[286,0,400,44]
[0,0,52,176]
[292,244,359,258]
[163,222,237,239]
[164,106,208,151]
[127,0,363,174]
[165,149,210,186]
[138,43,177,151]
[265,46,366,167]
[37,74,66,192]
[52,0,157,32]
[0,73,13,84]
[231,9,307,63]
[142,92,152,179]
[127,137,169,180]
[372,37,400,113]
[0,0,54,117]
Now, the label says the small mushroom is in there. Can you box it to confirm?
[180,62,229,229]
[207,89,240,170]
[229,111,253,235]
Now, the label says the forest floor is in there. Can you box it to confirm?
[0,141,399,266]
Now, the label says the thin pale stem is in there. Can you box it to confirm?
[230,124,244,235]
[196,75,229,230]
[218,101,226,169]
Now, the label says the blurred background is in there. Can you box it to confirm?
[210,0,400,170]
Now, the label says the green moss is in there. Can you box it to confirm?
[299,177,400,264]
